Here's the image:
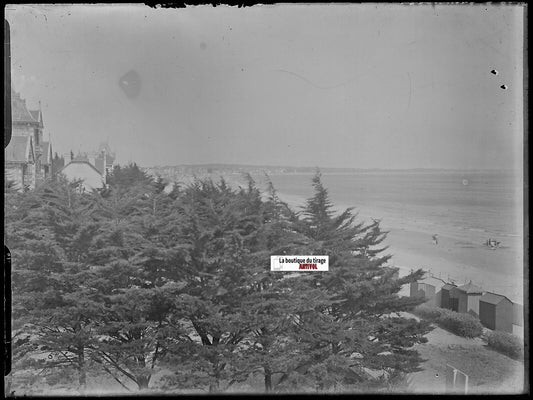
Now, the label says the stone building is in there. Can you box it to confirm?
[5,89,53,190]
[5,135,36,190]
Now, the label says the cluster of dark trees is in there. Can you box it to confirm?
[5,164,431,393]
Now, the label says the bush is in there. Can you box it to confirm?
[486,331,523,360]
[413,304,445,321]
[413,305,483,338]
[436,309,483,338]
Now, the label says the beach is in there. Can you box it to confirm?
[249,171,524,305]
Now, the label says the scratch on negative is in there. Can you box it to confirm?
[273,69,330,90]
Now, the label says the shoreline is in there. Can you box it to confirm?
[274,191,524,305]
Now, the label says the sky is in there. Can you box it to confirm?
[5,4,525,170]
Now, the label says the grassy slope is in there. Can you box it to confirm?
[408,322,524,394]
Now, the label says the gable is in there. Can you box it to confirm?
[60,161,102,176]
[59,161,104,189]
[456,282,483,294]
[29,110,43,126]
[11,89,39,124]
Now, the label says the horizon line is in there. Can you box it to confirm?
[139,163,520,172]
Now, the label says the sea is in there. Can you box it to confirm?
[255,170,523,241]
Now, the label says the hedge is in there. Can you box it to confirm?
[413,304,445,321]
[413,305,483,338]
[437,309,483,338]
[486,331,523,360]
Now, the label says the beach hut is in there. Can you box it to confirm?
[450,281,484,317]
[479,292,514,333]
[410,281,435,300]
[440,283,457,310]
[410,275,446,306]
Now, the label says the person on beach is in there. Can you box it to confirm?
[432,234,439,245]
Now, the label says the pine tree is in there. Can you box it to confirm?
[274,170,431,391]
[7,177,103,391]
[106,163,153,190]
[7,168,434,394]
[157,178,249,392]
[85,170,183,390]
[223,175,315,392]
[7,173,178,392]
[156,176,300,392]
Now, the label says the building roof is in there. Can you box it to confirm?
[57,160,103,176]
[29,110,44,127]
[11,89,39,124]
[442,283,457,290]
[29,110,40,122]
[419,275,447,287]
[94,157,104,175]
[480,292,512,305]
[5,135,34,163]
[455,281,484,294]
